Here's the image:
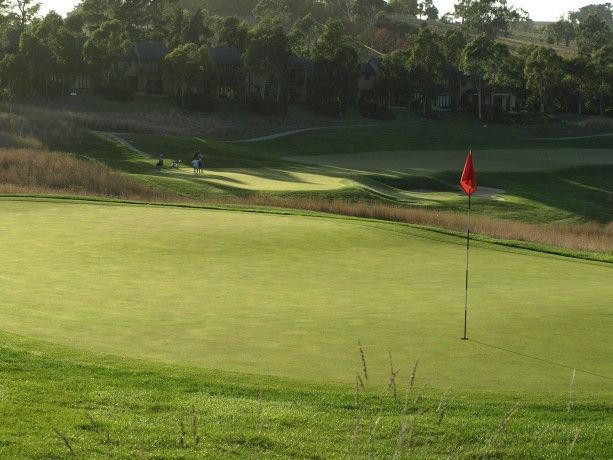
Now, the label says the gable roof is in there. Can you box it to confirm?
[211,47,241,66]
[133,42,169,60]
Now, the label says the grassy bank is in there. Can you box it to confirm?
[2,331,611,459]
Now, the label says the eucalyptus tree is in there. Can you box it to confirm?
[244,19,290,102]
[145,0,179,42]
[459,33,509,120]
[310,18,358,106]
[562,54,595,115]
[441,29,466,66]
[19,12,81,96]
[405,27,445,116]
[163,42,204,107]
[576,13,613,55]
[376,48,410,107]
[83,19,131,85]
[389,0,419,16]
[252,0,291,27]
[592,44,613,115]
[288,13,320,58]
[11,0,41,31]
[78,0,119,34]
[454,0,519,38]
[524,46,563,114]
[0,52,28,109]
[544,19,576,47]
[217,16,249,52]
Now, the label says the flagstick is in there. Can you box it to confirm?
[462,193,471,340]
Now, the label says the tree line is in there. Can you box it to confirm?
[1,0,612,117]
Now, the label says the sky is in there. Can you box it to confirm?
[39,0,601,22]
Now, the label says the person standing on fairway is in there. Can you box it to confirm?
[191,157,200,175]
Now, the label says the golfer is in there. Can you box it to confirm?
[191,158,200,175]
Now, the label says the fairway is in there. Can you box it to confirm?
[285,148,613,173]
[1,200,612,392]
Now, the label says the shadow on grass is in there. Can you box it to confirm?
[467,338,613,382]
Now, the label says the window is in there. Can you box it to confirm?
[75,75,91,90]
[437,95,450,108]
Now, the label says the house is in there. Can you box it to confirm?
[282,53,312,104]
[123,42,169,95]
[357,60,379,102]
[211,47,243,101]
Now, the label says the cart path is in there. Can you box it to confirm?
[98,131,152,158]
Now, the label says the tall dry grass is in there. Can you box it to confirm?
[206,195,613,255]
[0,148,177,202]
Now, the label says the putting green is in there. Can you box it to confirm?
[159,166,347,191]
[1,200,611,392]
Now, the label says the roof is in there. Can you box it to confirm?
[288,53,313,71]
[133,42,169,60]
[359,61,377,75]
[211,47,242,66]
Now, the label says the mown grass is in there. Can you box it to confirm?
[1,199,612,390]
[1,96,613,458]
[2,331,612,459]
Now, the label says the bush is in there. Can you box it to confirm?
[246,96,287,116]
[181,92,217,112]
[101,81,134,102]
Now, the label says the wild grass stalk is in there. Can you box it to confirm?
[51,427,77,457]
[568,422,584,458]
[192,404,200,445]
[358,339,368,384]
[479,402,520,459]
[86,412,99,433]
[257,386,264,435]
[178,419,186,448]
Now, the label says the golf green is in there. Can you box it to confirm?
[1,199,611,392]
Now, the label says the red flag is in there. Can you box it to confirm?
[460,150,477,196]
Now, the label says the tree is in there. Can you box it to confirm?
[562,54,595,115]
[459,33,509,120]
[389,0,419,16]
[544,19,576,47]
[163,42,202,107]
[244,20,290,102]
[592,44,613,115]
[418,0,438,20]
[117,0,148,41]
[217,16,249,52]
[376,48,410,106]
[288,13,320,58]
[454,0,515,38]
[83,19,131,85]
[441,29,466,65]
[576,14,613,55]
[0,52,28,110]
[524,46,563,114]
[253,0,290,26]
[19,12,81,97]
[311,18,358,106]
[405,27,445,116]
[12,0,42,31]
